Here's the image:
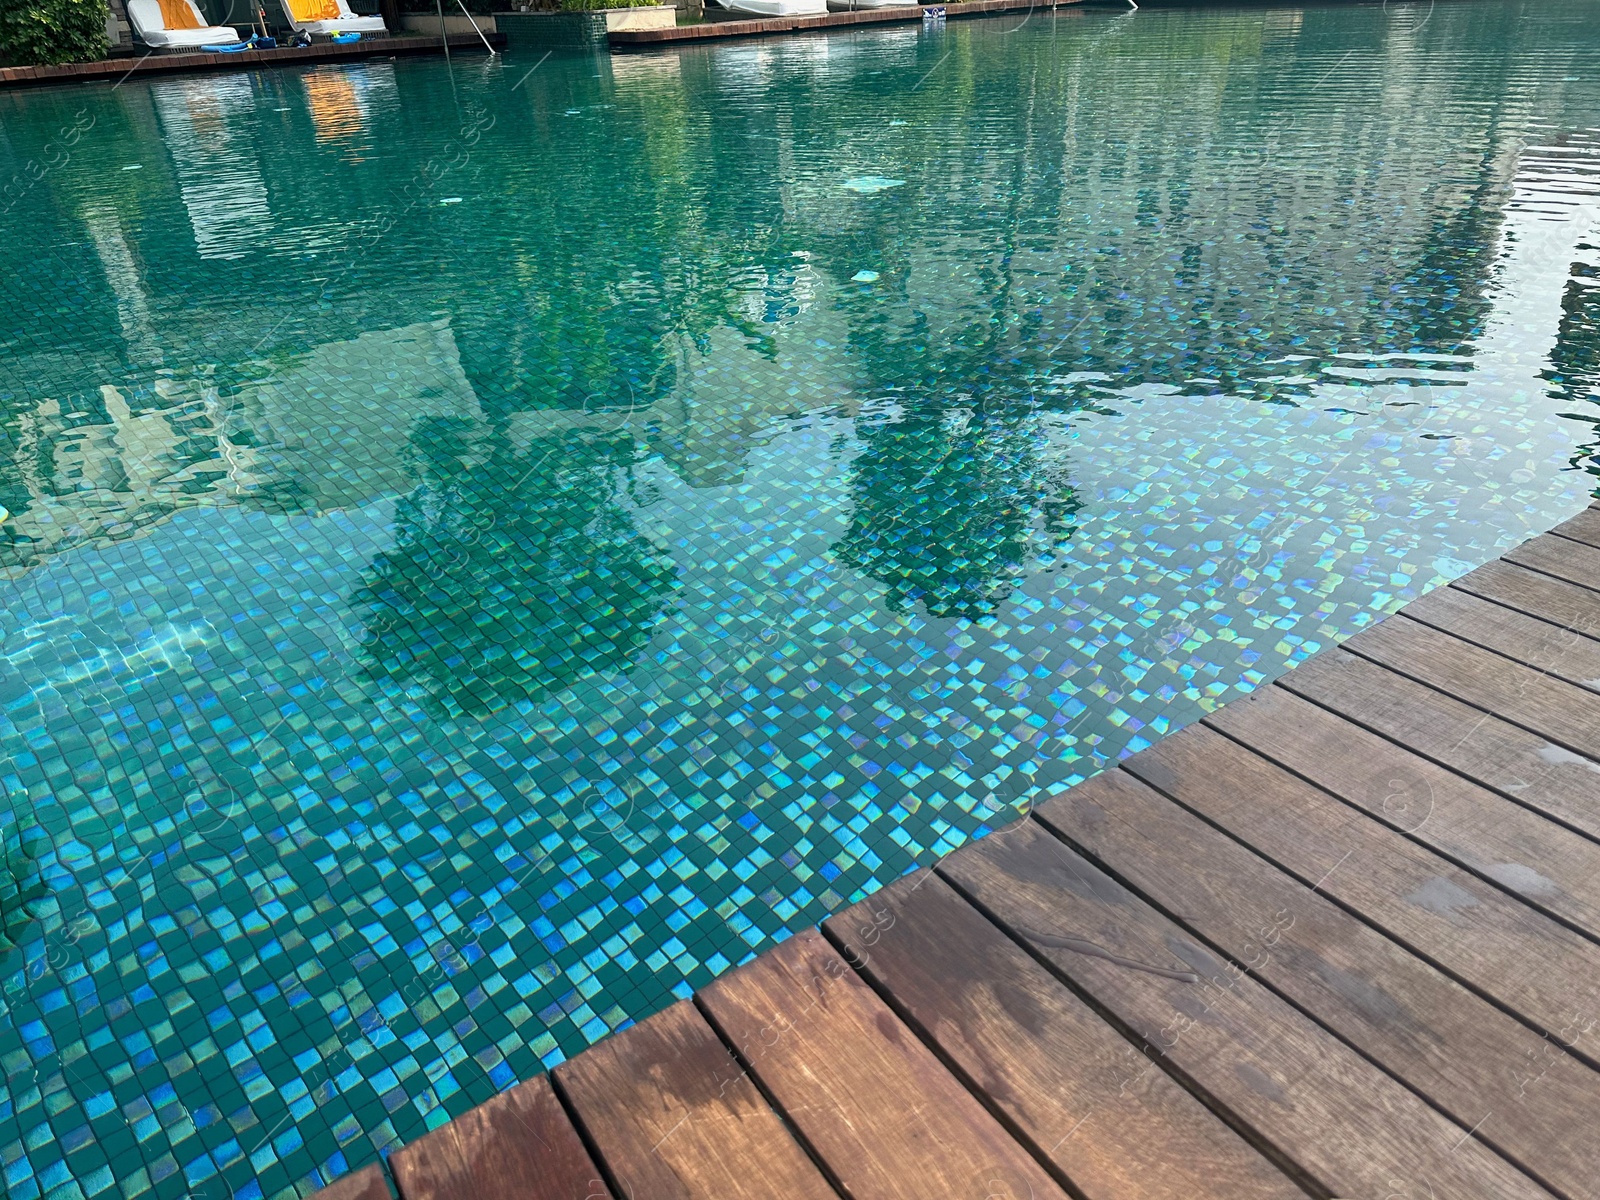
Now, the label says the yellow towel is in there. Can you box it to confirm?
[157,0,204,30]
[286,0,344,20]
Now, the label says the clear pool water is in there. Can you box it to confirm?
[3,2,1599,1197]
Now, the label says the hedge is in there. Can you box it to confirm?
[0,0,107,66]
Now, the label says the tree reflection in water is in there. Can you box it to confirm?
[354,421,679,718]
[1547,260,1600,485]
[837,394,1079,621]
[0,818,47,954]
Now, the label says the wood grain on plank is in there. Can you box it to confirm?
[697,927,1067,1200]
[824,871,1301,1200]
[1505,530,1600,593]
[1123,723,1600,1044]
[311,1165,390,1200]
[1206,684,1600,937]
[553,1000,836,1200]
[1035,768,1600,1199]
[938,819,1549,1200]
[1452,560,1600,635]
[1344,614,1600,759]
[1403,586,1600,689]
[1552,506,1600,550]
[389,1074,610,1200]
[1277,649,1600,841]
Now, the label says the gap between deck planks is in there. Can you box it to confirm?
[309,508,1600,1200]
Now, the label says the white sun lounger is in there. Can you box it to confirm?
[276,0,387,34]
[126,0,241,49]
[713,0,827,13]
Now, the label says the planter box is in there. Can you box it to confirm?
[401,13,500,33]
[496,6,674,48]
[604,5,675,29]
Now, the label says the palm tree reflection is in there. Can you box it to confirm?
[0,819,47,956]
[1546,268,1600,486]
[354,421,679,718]
[837,395,1078,621]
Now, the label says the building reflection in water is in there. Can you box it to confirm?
[0,321,487,576]
[150,75,276,261]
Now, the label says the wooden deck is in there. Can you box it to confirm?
[0,34,500,90]
[609,0,1085,48]
[314,503,1600,1200]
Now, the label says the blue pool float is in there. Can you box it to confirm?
[330,31,361,43]
[202,34,275,51]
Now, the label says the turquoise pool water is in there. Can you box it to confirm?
[3,3,1600,1197]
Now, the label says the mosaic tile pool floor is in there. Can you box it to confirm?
[3,2,1600,1197]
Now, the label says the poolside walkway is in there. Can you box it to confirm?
[315,503,1600,1200]
[0,34,500,90]
[609,1,1085,49]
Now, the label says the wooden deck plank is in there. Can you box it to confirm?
[1505,529,1600,592]
[1402,586,1600,687]
[0,35,498,89]
[1453,559,1600,633]
[608,0,1082,44]
[1034,768,1600,1199]
[1122,724,1600,1043]
[938,820,1550,1199]
[1205,684,1600,936]
[1343,614,1600,758]
[823,872,1302,1200]
[1551,505,1600,550]
[1276,649,1600,841]
[696,928,1068,1200]
[389,1074,610,1200]
[552,1000,837,1200]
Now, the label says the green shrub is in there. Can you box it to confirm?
[0,0,108,67]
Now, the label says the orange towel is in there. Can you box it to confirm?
[304,70,364,143]
[157,0,204,29]
[286,0,344,20]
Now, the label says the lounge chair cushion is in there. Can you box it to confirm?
[278,0,387,31]
[156,0,202,28]
[127,0,240,46]
[293,16,387,31]
[285,0,341,18]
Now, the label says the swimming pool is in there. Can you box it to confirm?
[2,2,1598,1197]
